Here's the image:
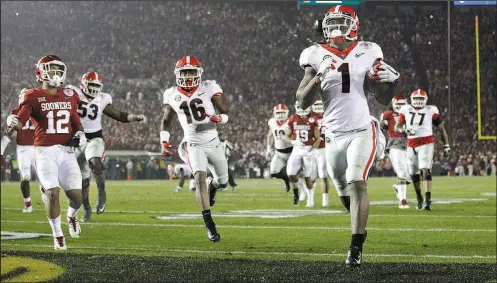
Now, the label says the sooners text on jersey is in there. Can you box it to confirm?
[11,108,35,145]
[398,105,441,148]
[381,110,407,150]
[17,87,82,147]
[299,41,383,132]
[67,85,112,134]
[268,117,292,150]
[287,114,318,147]
[163,80,223,144]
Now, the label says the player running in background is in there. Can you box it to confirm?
[380,95,411,209]
[219,133,238,192]
[395,89,450,211]
[168,163,196,192]
[161,55,229,243]
[7,55,87,250]
[297,6,400,265]
[286,101,321,208]
[266,104,296,198]
[63,71,146,222]
[310,99,331,207]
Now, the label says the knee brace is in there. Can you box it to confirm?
[88,157,105,176]
[423,170,432,181]
[411,174,421,183]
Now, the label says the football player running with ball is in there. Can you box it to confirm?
[296,6,401,265]
[6,55,87,250]
[160,56,229,243]
[395,89,450,211]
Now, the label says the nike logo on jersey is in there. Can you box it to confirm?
[197,92,205,96]
[355,52,365,58]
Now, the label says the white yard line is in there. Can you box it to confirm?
[2,220,495,232]
[1,243,495,260]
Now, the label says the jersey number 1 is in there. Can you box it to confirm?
[180,98,206,124]
[338,63,350,93]
[46,110,70,134]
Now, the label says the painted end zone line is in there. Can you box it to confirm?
[2,220,495,232]
[1,243,495,260]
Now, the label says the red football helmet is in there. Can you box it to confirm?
[273,104,289,122]
[322,5,359,44]
[174,56,203,88]
[391,95,407,113]
[80,72,103,98]
[410,89,428,108]
[35,55,66,87]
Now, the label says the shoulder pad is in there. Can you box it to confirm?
[299,45,319,69]
[163,86,176,105]
[201,80,216,87]
[18,88,37,105]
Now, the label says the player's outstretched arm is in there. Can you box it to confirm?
[296,67,320,110]
[161,104,176,132]
[103,105,147,123]
[437,122,450,147]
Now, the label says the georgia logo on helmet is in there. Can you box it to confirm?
[410,89,428,108]
[174,56,203,89]
[273,104,289,122]
[35,55,67,87]
[312,99,324,114]
[391,95,407,113]
[80,71,103,98]
[322,5,359,45]
[295,101,311,117]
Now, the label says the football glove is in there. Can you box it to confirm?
[405,128,416,136]
[128,114,147,123]
[203,113,228,124]
[6,114,19,128]
[443,145,451,158]
[160,131,175,157]
[71,131,87,148]
[369,61,400,83]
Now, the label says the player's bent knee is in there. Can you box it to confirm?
[88,157,105,175]
[411,174,421,183]
[422,169,432,181]
[20,175,31,182]
[82,178,90,190]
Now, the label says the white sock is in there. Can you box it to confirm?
[307,188,315,206]
[23,197,31,203]
[398,184,407,200]
[189,179,196,191]
[393,185,400,200]
[48,215,63,237]
[322,193,329,206]
[67,206,79,218]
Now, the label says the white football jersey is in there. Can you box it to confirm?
[67,85,112,133]
[299,41,383,132]
[268,117,292,150]
[399,104,440,138]
[174,163,192,177]
[163,80,223,144]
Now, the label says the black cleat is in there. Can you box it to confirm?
[95,189,107,214]
[206,222,221,243]
[416,197,424,210]
[424,200,432,211]
[285,184,290,193]
[293,195,299,205]
[345,245,362,266]
[207,177,218,207]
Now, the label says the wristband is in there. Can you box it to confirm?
[219,114,229,124]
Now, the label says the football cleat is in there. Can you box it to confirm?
[175,187,182,192]
[66,216,81,238]
[95,189,107,214]
[207,177,218,206]
[293,195,299,205]
[399,199,409,209]
[345,245,362,266]
[22,201,33,213]
[424,200,432,211]
[81,208,92,223]
[416,197,424,210]
[206,222,221,243]
[54,236,67,250]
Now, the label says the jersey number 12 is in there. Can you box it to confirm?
[46,110,70,134]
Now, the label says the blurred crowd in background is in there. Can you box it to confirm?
[1,1,495,180]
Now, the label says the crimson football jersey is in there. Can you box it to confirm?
[287,114,318,147]
[312,113,326,149]
[10,108,35,146]
[17,87,82,146]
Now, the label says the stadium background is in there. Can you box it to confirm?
[1,1,495,180]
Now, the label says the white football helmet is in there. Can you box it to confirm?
[35,55,66,87]
[312,100,324,114]
[391,95,407,113]
[273,104,289,122]
[80,72,103,98]
[174,56,203,88]
[410,89,428,108]
[295,101,311,117]
[322,6,359,44]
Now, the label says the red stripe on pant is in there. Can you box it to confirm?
[362,121,377,181]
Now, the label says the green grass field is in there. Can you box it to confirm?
[1,177,496,282]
